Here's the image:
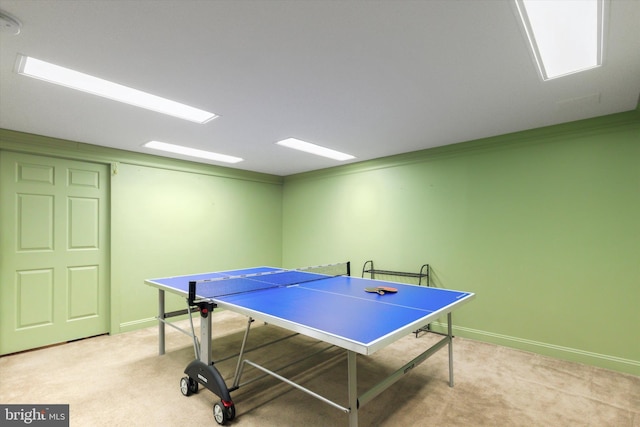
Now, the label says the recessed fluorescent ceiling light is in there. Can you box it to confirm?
[514,0,604,80]
[276,138,355,161]
[144,141,243,164]
[15,55,218,123]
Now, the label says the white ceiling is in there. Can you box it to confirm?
[1,0,639,176]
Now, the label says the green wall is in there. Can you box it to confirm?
[0,129,283,335]
[282,111,640,375]
[111,162,283,331]
[1,107,638,375]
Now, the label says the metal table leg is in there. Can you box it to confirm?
[159,289,165,355]
[448,312,454,387]
[348,350,358,427]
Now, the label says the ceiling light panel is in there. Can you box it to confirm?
[514,0,605,80]
[16,55,218,123]
[144,141,243,164]
[276,138,355,161]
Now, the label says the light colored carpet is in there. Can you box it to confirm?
[1,311,638,426]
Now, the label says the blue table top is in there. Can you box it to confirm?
[146,267,474,355]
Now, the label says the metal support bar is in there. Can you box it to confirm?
[241,359,350,413]
[232,317,254,388]
[162,306,200,318]
[357,334,449,408]
[156,289,203,355]
[215,332,299,364]
[155,301,206,360]
[235,345,340,390]
[156,315,197,338]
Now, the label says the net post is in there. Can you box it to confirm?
[188,281,196,305]
[346,261,351,276]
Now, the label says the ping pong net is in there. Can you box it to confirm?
[188,262,350,305]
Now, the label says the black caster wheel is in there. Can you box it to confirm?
[180,376,198,396]
[213,401,227,425]
[226,404,236,421]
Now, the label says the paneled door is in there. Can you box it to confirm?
[0,151,109,354]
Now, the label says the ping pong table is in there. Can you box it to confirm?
[145,263,474,426]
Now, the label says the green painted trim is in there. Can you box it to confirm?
[285,108,640,182]
[429,322,640,376]
[0,128,283,185]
